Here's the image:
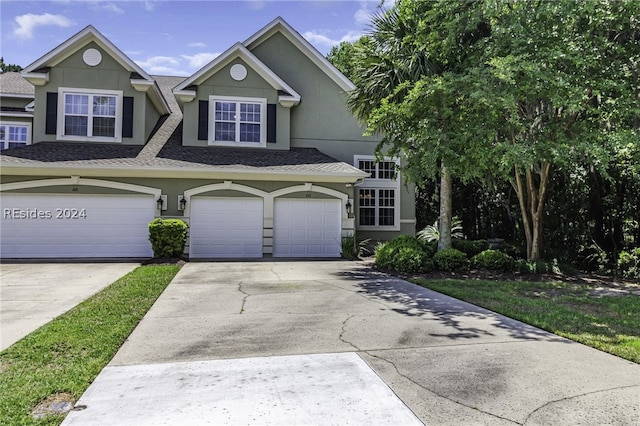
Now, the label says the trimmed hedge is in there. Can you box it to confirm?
[471,249,515,271]
[375,235,434,273]
[433,248,468,271]
[148,218,189,258]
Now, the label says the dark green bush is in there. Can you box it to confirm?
[433,248,468,271]
[148,218,189,258]
[471,250,515,271]
[452,239,489,258]
[617,248,640,279]
[374,236,433,273]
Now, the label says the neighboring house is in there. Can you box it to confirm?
[0,17,415,260]
[0,72,34,150]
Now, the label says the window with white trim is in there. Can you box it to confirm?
[210,96,266,147]
[0,122,31,150]
[57,88,122,142]
[354,155,400,229]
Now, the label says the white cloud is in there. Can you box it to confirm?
[99,2,125,14]
[14,13,74,39]
[143,1,156,12]
[303,30,363,51]
[188,42,207,48]
[355,0,396,25]
[181,53,220,69]
[135,55,181,72]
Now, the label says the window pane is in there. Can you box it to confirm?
[378,208,395,226]
[240,103,261,123]
[9,126,28,142]
[65,94,88,115]
[239,123,260,142]
[215,102,235,121]
[92,117,116,137]
[359,189,376,206]
[359,208,376,226]
[378,161,396,180]
[215,122,235,141]
[358,160,376,178]
[93,96,116,116]
[0,126,5,143]
[65,116,88,136]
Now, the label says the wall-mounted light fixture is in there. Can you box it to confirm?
[346,199,353,218]
[156,195,167,211]
[178,195,187,211]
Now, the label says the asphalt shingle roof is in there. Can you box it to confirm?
[0,72,34,96]
[0,74,365,178]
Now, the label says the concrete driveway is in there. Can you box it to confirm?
[0,262,139,351]
[63,261,640,425]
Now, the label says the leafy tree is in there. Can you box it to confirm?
[327,41,359,82]
[347,0,639,261]
[346,2,489,251]
[0,57,22,73]
[481,0,640,260]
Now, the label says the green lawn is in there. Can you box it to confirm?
[412,278,640,363]
[0,264,181,425]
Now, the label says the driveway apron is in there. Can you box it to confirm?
[0,263,139,351]
[62,261,640,425]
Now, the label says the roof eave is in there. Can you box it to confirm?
[0,163,369,183]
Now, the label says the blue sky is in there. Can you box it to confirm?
[0,0,390,76]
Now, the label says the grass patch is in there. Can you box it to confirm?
[412,278,640,363]
[0,264,181,425]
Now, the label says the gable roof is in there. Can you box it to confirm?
[173,42,300,106]
[20,25,169,115]
[244,17,356,92]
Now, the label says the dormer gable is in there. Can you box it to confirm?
[173,42,301,108]
[244,17,355,93]
[21,25,169,115]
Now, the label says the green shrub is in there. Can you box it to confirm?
[148,218,189,258]
[471,250,515,271]
[433,248,468,271]
[452,239,489,257]
[618,248,640,279]
[514,259,579,275]
[374,236,433,273]
[341,235,371,260]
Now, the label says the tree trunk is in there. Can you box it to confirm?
[513,163,551,261]
[438,163,452,251]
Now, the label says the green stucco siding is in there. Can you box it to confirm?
[182,59,290,150]
[31,42,156,145]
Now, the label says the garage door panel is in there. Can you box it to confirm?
[190,198,263,258]
[0,194,155,258]
[273,199,341,258]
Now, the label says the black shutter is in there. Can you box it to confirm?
[45,92,58,135]
[198,100,209,140]
[122,96,134,138]
[267,103,276,143]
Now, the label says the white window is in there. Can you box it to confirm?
[0,122,31,150]
[354,155,400,230]
[57,88,123,142]
[210,96,266,147]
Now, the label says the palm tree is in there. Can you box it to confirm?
[346,5,453,250]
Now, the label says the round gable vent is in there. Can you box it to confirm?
[230,64,247,81]
[83,48,102,67]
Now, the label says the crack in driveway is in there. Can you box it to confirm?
[522,384,640,425]
[339,314,360,351]
[238,282,249,314]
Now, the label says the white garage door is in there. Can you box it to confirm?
[189,197,263,258]
[273,199,341,258]
[1,193,155,258]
